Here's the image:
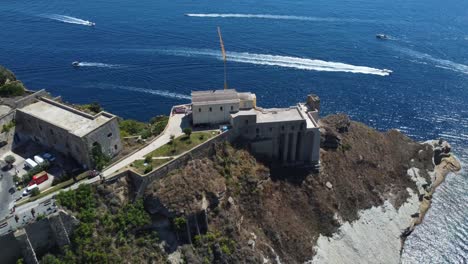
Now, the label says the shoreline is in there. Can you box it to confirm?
[311,139,462,264]
[401,140,461,244]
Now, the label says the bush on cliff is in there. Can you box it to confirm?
[0,80,25,97]
[50,184,162,263]
[0,65,16,86]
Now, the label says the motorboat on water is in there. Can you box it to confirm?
[72,61,80,67]
[376,34,389,40]
[86,21,96,27]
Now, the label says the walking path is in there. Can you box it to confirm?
[102,113,188,178]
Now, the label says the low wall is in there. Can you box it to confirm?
[0,89,50,136]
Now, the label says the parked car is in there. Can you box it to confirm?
[42,153,56,162]
[24,158,38,170]
[8,187,15,194]
[22,184,38,196]
[34,155,45,165]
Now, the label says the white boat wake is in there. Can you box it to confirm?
[75,62,122,68]
[41,14,95,26]
[158,48,392,76]
[93,84,190,100]
[185,13,374,23]
[395,47,468,75]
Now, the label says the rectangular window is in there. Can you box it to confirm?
[245,119,248,125]
[220,106,223,111]
[231,106,234,111]
[209,107,212,112]
[256,128,260,134]
[269,127,273,132]
[198,108,201,112]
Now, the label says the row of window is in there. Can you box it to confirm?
[198,105,235,112]
[248,123,305,134]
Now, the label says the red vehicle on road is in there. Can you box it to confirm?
[28,171,48,186]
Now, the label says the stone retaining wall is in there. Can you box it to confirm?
[107,130,237,198]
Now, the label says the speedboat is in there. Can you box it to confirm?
[376,34,389,40]
[89,22,96,27]
[72,61,80,67]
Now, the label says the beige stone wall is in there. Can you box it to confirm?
[192,102,239,125]
[15,110,88,165]
[83,117,122,163]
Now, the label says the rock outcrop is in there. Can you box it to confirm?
[141,114,454,263]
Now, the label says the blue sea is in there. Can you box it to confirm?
[1,0,467,262]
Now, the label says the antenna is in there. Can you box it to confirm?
[217,26,228,90]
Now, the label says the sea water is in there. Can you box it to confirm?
[0,0,467,262]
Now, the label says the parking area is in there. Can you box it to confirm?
[0,140,82,219]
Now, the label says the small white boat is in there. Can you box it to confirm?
[72,61,80,67]
[87,22,96,27]
[376,34,389,40]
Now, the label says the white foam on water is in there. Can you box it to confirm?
[41,14,94,26]
[395,46,468,75]
[185,13,374,23]
[92,83,190,100]
[77,62,122,68]
[158,48,392,76]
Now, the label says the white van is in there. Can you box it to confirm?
[23,184,38,196]
[34,155,45,165]
[24,158,38,169]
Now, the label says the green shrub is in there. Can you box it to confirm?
[173,217,186,231]
[341,143,352,152]
[183,128,192,137]
[0,81,25,97]
[87,102,102,113]
[119,119,146,136]
[91,143,110,170]
[0,65,16,86]
[144,155,152,163]
[2,120,16,133]
[143,165,153,174]
[141,129,152,139]
[30,188,40,197]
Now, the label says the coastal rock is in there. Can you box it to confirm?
[320,127,341,149]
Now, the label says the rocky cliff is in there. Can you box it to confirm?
[141,114,460,263]
[32,114,460,264]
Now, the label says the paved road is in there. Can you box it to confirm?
[0,162,22,221]
[102,112,188,177]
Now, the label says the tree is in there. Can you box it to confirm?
[31,188,40,197]
[144,155,152,164]
[183,128,192,138]
[4,155,15,169]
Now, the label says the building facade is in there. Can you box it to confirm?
[191,89,320,167]
[191,89,256,125]
[15,97,122,169]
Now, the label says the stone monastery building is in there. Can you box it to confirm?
[191,89,320,167]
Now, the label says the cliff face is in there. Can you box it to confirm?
[142,114,457,264]
[34,114,460,264]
